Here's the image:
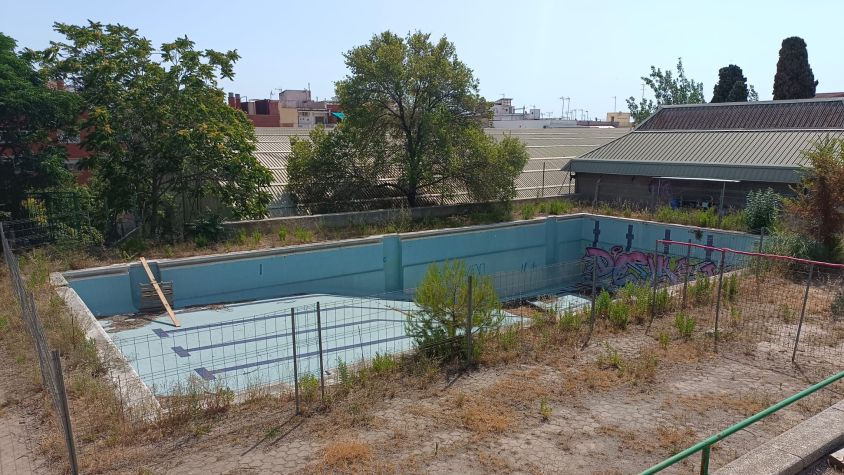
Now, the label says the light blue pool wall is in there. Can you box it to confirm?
[65,214,760,317]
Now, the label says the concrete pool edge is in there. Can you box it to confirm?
[59,213,757,279]
[51,272,161,415]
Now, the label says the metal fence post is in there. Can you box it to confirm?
[583,255,598,349]
[290,308,300,415]
[465,275,473,364]
[541,162,546,198]
[316,302,325,402]
[792,264,814,363]
[682,239,692,309]
[51,350,79,475]
[713,251,727,354]
[649,242,660,326]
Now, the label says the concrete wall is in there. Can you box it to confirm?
[64,214,759,317]
[574,173,794,208]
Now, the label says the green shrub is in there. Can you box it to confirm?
[336,357,353,388]
[547,200,572,215]
[594,289,612,318]
[188,212,225,245]
[658,331,670,350]
[559,309,581,332]
[745,188,781,232]
[371,352,396,374]
[688,273,712,305]
[598,343,624,370]
[406,260,503,360]
[540,397,552,421]
[277,227,288,242]
[608,302,630,330]
[293,226,314,243]
[674,312,697,340]
[497,327,520,351]
[299,373,320,402]
[652,288,671,315]
[521,202,537,219]
[722,274,739,302]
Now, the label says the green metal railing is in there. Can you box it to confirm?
[640,369,844,475]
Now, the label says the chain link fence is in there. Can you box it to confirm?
[652,239,844,382]
[0,223,79,474]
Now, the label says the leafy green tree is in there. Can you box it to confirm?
[787,137,844,253]
[406,260,503,359]
[712,64,759,103]
[289,31,528,210]
[0,32,81,218]
[626,58,705,125]
[773,37,817,100]
[35,22,271,237]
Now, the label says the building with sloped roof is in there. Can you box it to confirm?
[564,98,844,209]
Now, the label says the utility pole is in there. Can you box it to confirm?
[559,96,565,118]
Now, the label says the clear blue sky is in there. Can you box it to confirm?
[4,0,843,119]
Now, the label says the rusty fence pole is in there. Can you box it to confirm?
[647,241,660,333]
[682,239,692,309]
[713,250,727,354]
[290,308,300,415]
[51,350,79,475]
[316,301,325,402]
[792,264,815,363]
[583,255,599,349]
[465,275,474,365]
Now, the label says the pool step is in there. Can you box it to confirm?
[139,282,174,313]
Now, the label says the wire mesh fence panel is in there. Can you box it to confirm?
[0,223,79,474]
[656,238,844,383]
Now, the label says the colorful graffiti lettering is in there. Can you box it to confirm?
[584,246,716,289]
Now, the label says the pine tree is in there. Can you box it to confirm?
[712,65,749,103]
[773,37,818,100]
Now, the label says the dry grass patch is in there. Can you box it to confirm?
[671,390,778,421]
[322,440,374,470]
[477,450,515,472]
[460,397,514,434]
[656,425,697,455]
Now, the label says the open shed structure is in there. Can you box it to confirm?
[564,98,844,208]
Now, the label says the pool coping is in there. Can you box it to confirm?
[50,272,161,417]
[61,213,757,279]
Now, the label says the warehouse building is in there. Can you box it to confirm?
[564,98,844,209]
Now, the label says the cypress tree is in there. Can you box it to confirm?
[712,65,748,103]
[773,37,818,100]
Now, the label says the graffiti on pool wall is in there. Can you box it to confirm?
[584,245,717,289]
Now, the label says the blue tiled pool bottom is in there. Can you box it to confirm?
[105,294,519,394]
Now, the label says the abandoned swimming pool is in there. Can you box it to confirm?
[54,213,759,398]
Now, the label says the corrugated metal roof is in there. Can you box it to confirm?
[252,127,626,196]
[566,130,844,182]
[636,98,844,131]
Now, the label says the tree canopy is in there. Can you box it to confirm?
[773,37,817,100]
[711,64,759,103]
[787,137,844,253]
[626,58,705,125]
[287,31,528,210]
[35,22,272,237]
[0,32,81,218]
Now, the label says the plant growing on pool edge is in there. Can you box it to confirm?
[406,260,503,361]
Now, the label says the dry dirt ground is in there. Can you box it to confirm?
[104,331,841,474]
